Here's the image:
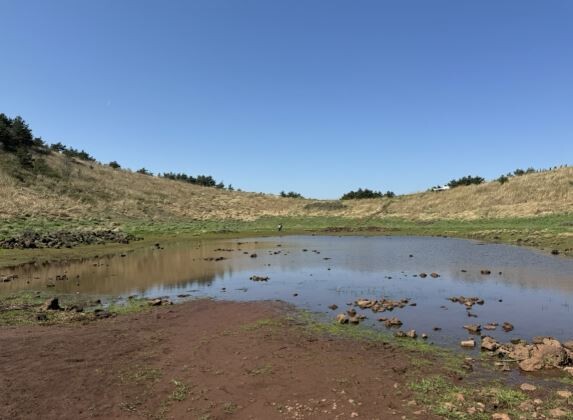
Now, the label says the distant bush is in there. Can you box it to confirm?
[136,168,153,176]
[280,191,304,198]
[161,172,227,188]
[109,161,121,169]
[341,188,384,200]
[447,175,485,188]
[497,175,509,184]
[513,167,536,176]
[385,191,396,198]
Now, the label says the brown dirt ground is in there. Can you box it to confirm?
[0,299,444,420]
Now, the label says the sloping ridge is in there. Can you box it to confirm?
[0,151,571,221]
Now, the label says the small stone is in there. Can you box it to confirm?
[520,383,536,392]
[350,412,359,418]
[481,336,499,351]
[43,298,61,311]
[336,314,349,324]
[460,339,476,348]
[548,408,568,418]
[492,414,510,420]
[464,324,481,334]
[328,304,338,311]
[502,322,514,332]
[406,329,417,339]
[556,390,572,399]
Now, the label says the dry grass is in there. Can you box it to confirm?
[0,151,571,222]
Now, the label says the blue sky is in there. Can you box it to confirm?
[1,0,572,199]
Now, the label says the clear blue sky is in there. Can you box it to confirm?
[1,0,572,199]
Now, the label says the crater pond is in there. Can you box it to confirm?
[3,235,573,349]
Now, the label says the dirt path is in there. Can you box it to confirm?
[0,299,441,420]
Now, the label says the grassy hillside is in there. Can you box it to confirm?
[1,150,572,222]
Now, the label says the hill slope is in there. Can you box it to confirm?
[0,151,572,222]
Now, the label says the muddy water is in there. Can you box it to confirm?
[2,235,573,349]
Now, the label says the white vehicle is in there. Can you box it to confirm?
[431,185,451,192]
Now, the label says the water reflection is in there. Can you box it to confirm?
[2,235,573,347]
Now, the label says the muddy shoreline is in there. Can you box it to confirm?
[1,298,571,419]
[0,299,441,420]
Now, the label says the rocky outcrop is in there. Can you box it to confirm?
[0,230,139,249]
[481,336,573,372]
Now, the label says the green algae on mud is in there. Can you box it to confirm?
[1,213,571,269]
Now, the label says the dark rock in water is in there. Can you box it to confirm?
[250,253,258,258]
[249,275,269,282]
[177,294,190,298]
[43,298,61,311]
[384,317,403,327]
[430,272,440,278]
[480,269,491,275]
[502,322,514,332]
[433,327,442,331]
[463,324,481,334]
[419,273,428,278]
[328,304,338,311]
[347,308,357,317]
[551,249,560,255]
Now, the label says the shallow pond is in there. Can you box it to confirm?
[2,235,573,349]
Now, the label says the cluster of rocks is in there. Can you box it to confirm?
[478,336,573,372]
[335,308,366,325]
[448,296,485,308]
[354,297,414,313]
[0,230,140,249]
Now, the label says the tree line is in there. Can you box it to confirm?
[0,113,231,190]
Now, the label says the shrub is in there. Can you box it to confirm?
[109,161,121,169]
[497,175,509,184]
[447,175,485,188]
[341,188,384,200]
[280,191,304,198]
[136,168,153,176]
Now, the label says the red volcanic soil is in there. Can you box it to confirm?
[0,299,440,419]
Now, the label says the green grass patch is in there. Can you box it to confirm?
[408,375,539,420]
[168,379,190,402]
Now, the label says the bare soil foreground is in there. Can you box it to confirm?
[0,299,443,420]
